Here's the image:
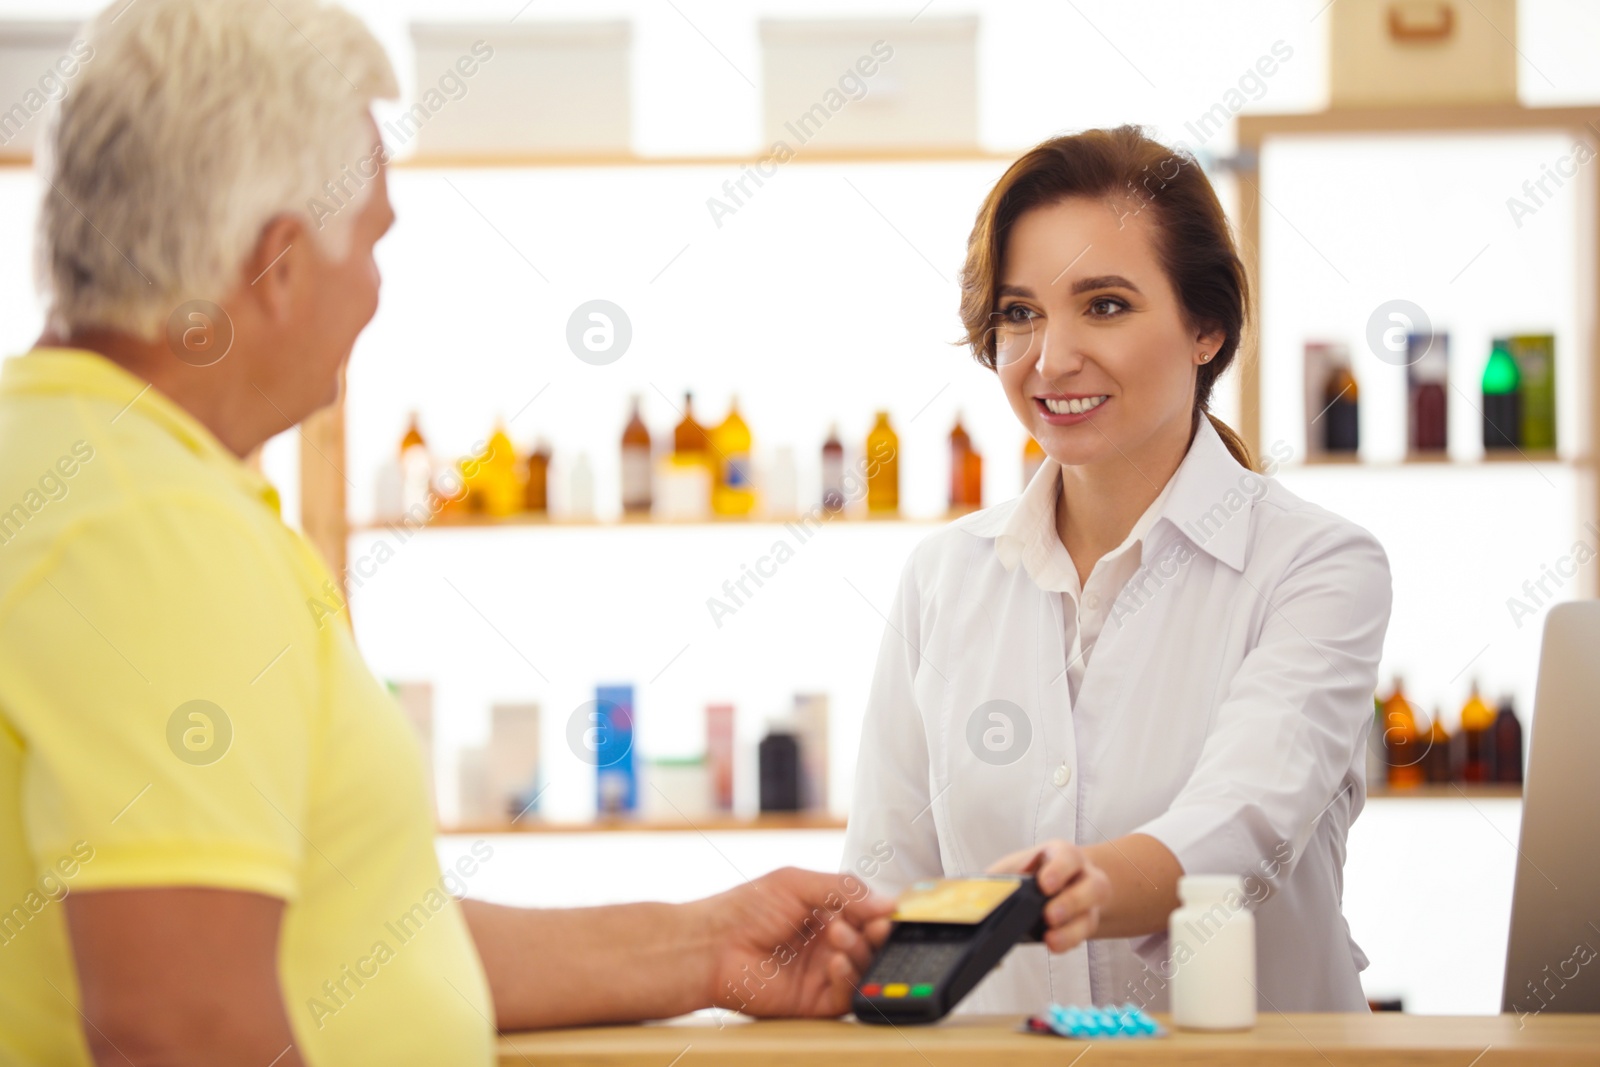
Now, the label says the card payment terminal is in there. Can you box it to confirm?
[853,874,1048,1025]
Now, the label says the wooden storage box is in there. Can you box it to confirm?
[407,21,630,159]
[759,17,978,152]
[1328,0,1518,107]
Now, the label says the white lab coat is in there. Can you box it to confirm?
[842,417,1391,1013]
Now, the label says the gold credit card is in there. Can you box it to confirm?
[893,876,1023,924]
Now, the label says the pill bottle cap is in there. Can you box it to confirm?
[1178,874,1244,905]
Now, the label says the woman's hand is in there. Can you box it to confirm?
[987,839,1112,953]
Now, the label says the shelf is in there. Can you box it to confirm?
[1368,783,1521,800]
[1236,103,1600,148]
[392,147,1018,169]
[439,813,847,835]
[352,511,963,534]
[1296,451,1568,468]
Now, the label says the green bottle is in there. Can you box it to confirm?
[1512,335,1555,451]
[1482,341,1521,451]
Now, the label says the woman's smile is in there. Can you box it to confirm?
[1036,394,1110,423]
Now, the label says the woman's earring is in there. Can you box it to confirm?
[1200,351,1213,363]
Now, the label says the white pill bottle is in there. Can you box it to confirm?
[1169,874,1257,1031]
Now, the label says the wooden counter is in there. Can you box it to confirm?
[498,1012,1600,1066]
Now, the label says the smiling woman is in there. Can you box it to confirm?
[843,125,1393,1016]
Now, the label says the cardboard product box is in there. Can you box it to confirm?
[759,18,977,152]
[407,21,630,157]
[1328,0,1518,108]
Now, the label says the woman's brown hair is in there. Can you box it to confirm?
[958,124,1253,469]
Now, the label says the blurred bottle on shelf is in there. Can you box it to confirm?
[793,693,830,813]
[621,395,653,515]
[595,685,637,815]
[1481,340,1522,451]
[1382,679,1424,788]
[1422,705,1452,783]
[567,453,595,520]
[1492,695,1524,785]
[706,703,736,813]
[712,397,756,517]
[400,412,434,513]
[523,438,551,514]
[1457,681,1495,782]
[674,391,711,461]
[758,723,802,813]
[1366,695,1386,787]
[866,411,900,516]
[1511,334,1556,451]
[662,392,713,519]
[821,424,846,513]
[949,415,982,512]
[1023,435,1046,487]
[1304,342,1356,457]
[488,702,541,823]
[1322,362,1360,454]
[765,446,798,518]
[1407,333,1448,455]
[481,421,522,517]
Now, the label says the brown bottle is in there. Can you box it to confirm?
[821,424,845,513]
[523,438,551,514]
[1491,696,1523,785]
[1382,680,1424,788]
[1422,705,1452,783]
[949,416,975,511]
[673,392,711,459]
[621,395,652,515]
[1457,682,1495,783]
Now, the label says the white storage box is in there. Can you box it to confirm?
[759,17,978,152]
[1328,0,1518,107]
[0,21,87,159]
[406,21,630,158]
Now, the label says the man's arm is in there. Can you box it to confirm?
[65,888,307,1067]
[463,867,895,1032]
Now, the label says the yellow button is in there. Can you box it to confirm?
[883,984,910,998]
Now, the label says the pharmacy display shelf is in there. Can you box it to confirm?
[1368,784,1522,800]
[1232,103,1600,569]
[352,512,965,534]
[434,791,1521,835]
[439,814,848,835]
[1299,452,1568,466]
[0,148,1021,171]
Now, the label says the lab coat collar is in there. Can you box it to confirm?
[959,415,1258,573]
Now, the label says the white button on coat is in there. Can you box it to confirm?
[842,419,1391,1015]
[1052,764,1071,788]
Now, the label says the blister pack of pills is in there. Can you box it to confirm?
[1023,1002,1165,1039]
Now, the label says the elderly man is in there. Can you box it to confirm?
[0,2,904,1064]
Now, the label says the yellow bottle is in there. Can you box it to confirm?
[711,398,756,517]
[469,420,522,518]
[866,410,900,516]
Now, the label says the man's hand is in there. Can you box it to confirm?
[701,867,895,1017]
[987,839,1112,953]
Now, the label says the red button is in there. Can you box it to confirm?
[861,984,882,997]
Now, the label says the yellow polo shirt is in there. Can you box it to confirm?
[0,349,493,1066]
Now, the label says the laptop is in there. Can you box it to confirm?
[1501,600,1600,1016]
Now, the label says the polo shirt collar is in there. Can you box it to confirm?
[1,347,282,513]
[960,416,1256,574]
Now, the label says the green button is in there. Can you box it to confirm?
[911,984,934,998]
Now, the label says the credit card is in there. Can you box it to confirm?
[893,876,1023,924]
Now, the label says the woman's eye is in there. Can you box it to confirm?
[999,305,1035,322]
[1088,297,1127,317]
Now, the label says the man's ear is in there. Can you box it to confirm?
[239,214,307,323]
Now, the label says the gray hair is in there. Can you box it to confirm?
[35,0,397,340]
